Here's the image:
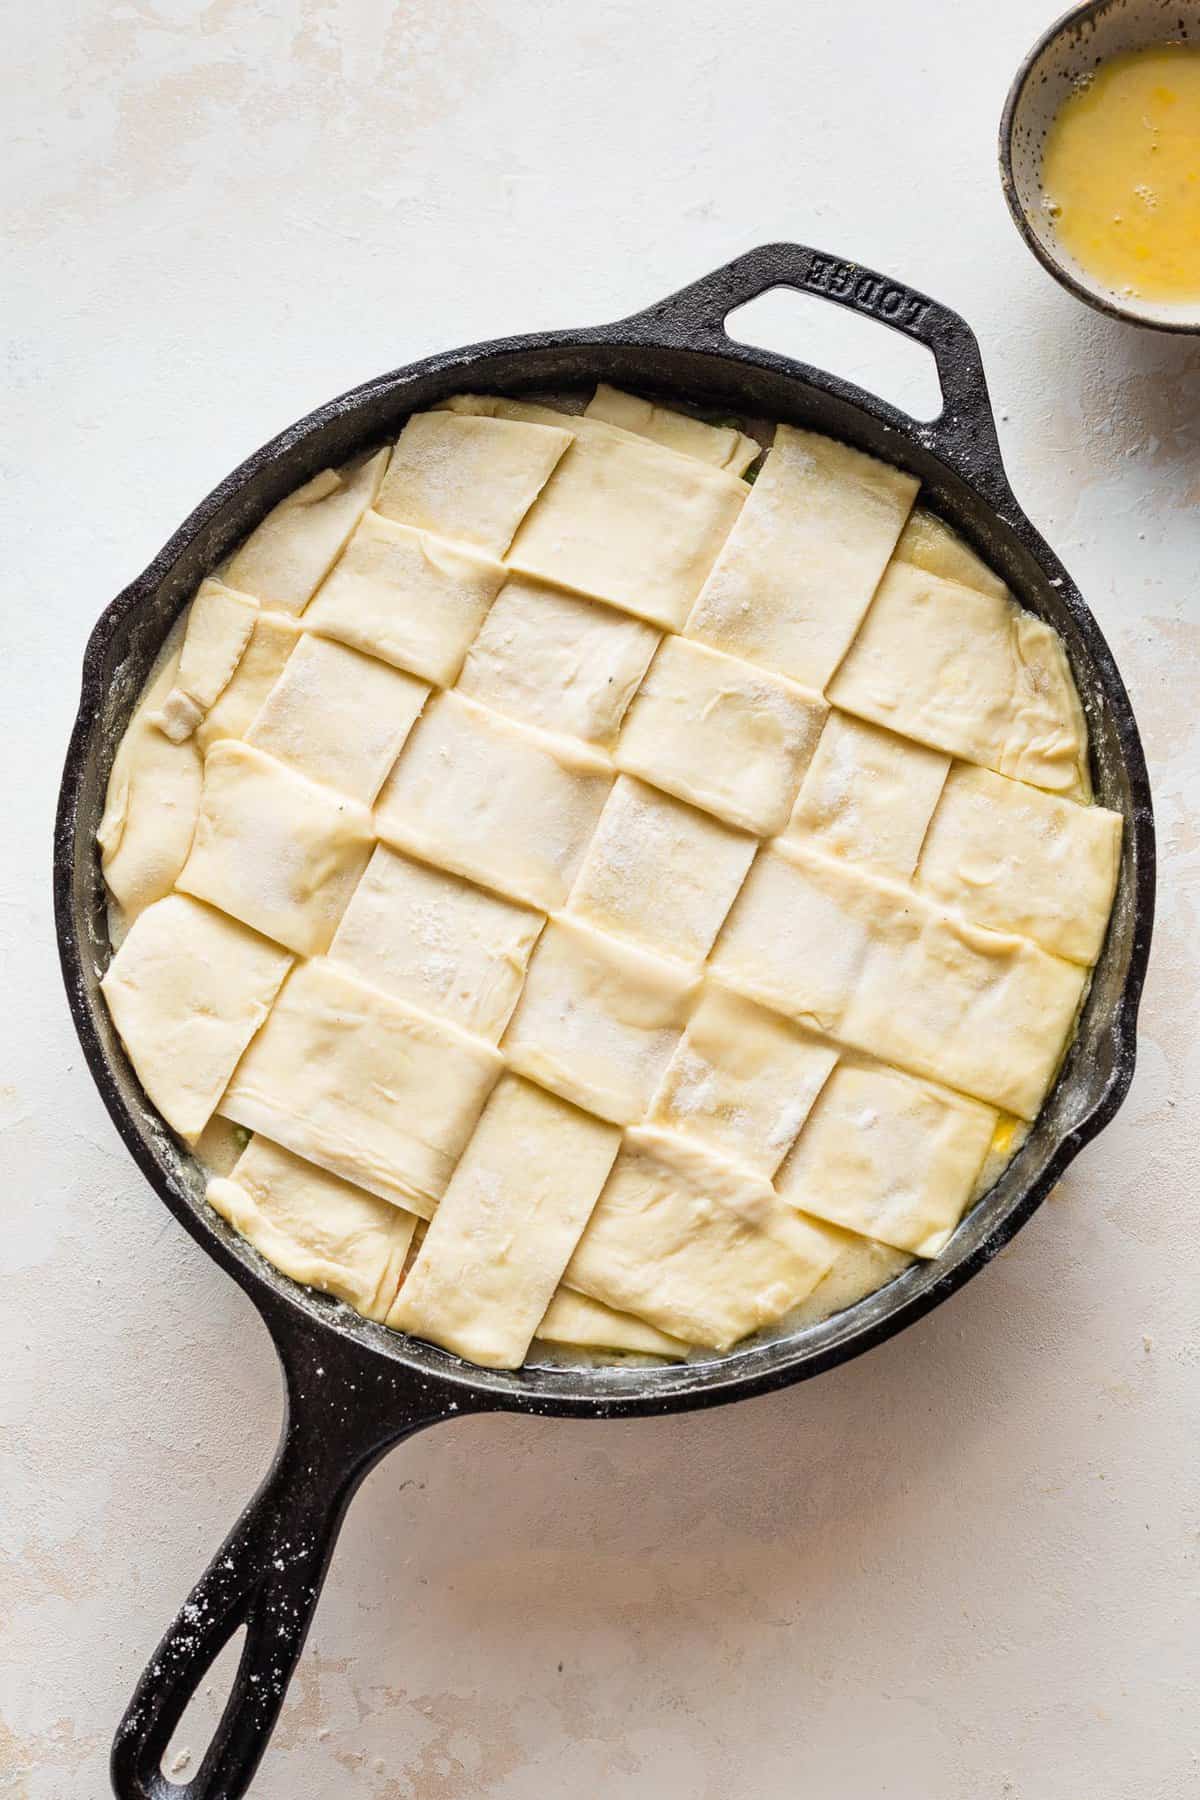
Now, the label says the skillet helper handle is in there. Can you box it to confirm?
[623,240,1008,501]
[111,1322,461,1800]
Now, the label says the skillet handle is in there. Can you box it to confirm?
[622,241,1009,501]
[110,1314,464,1800]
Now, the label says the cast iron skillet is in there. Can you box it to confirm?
[54,243,1154,1800]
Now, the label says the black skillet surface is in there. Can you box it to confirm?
[54,243,1154,1799]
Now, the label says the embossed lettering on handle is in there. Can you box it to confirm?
[800,254,932,336]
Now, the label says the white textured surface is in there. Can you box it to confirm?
[4,3,1198,1796]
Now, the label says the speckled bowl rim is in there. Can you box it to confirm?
[999,0,1200,334]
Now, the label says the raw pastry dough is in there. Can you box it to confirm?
[155,580,258,743]
[303,510,507,685]
[503,915,698,1125]
[564,1128,841,1349]
[829,561,1089,794]
[195,609,304,753]
[329,844,543,1042]
[784,708,949,878]
[375,411,571,555]
[387,1074,619,1368]
[567,776,756,964]
[893,507,1009,599]
[98,618,203,921]
[220,957,502,1215]
[686,424,918,689]
[917,762,1121,964]
[777,1060,996,1257]
[245,632,428,804]
[456,574,660,748]
[375,692,612,911]
[534,1287,688,1358]
[844,903,1088,1122]
[507,424,746,629]
[649,986,838,1177]
[225,448,390,613]
[584,384,760,475]
[99,393,1120,1369]
[711,843,883,1032]
[784,1231,913,1329]
[176,739,374,956]
[711,842,1087,1117]
[100,894,292,1141]
[207,1135,417,1322]
[441,391,730,461]
[616,636,826,835]
[436,393,591,428]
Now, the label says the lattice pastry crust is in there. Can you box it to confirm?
[99,386,1121,1369]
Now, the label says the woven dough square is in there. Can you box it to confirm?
[220,958,502,1215]
[916,762,1121,964]
[303,510,507,685]
[842,894,1089,1120]
[98,621,203,921]
[225,449,390,613]
[648,986,838,1176]
[710,842,908,1033]
[456,574,660,748]
[387,1074,620,1368]
[100,894,292,1142]
[195,610,304,753]
[534,1288,687,1358]
[785,1232,914,1330]
[563,1127,841,1349]
[828,561,1089,795]
[616,637,826,835]
[155,579,258,743]
[893,507,1008,599]
[207,1135,417,1322]
[176,739,374,956]
[506,427,746,629]
[375,692,612,910]
[503,915,698,1125]
[713,841,1087,1117]
[375,411,571,555]
[783,708,950,878]
[245,632,428,804]
[567,775,756,964]
[776,1060,996,1257]
[685,424,917,689]
[584,384,760,475]
[329,844,543,1042]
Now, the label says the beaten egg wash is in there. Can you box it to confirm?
[1040,43,1200,303]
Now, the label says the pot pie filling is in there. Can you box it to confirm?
[97,389,1122,1369]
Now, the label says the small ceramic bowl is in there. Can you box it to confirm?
[1000,0,1200,333]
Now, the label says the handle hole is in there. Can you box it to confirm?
[159,1623,247,1788]
[724,287,944,423]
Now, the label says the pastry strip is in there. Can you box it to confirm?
[329,844,543,1043]
[388,1074,620,1368]
[220,958,503,1216]
[686,424,918,689]
[829,560,1090,795]
[225,448,389,613]
[100,894,292,1141]
[777,1059,996,1257]
[208,1135,418,1322]
[564,1128,842,1349]
[176,739,374,956]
